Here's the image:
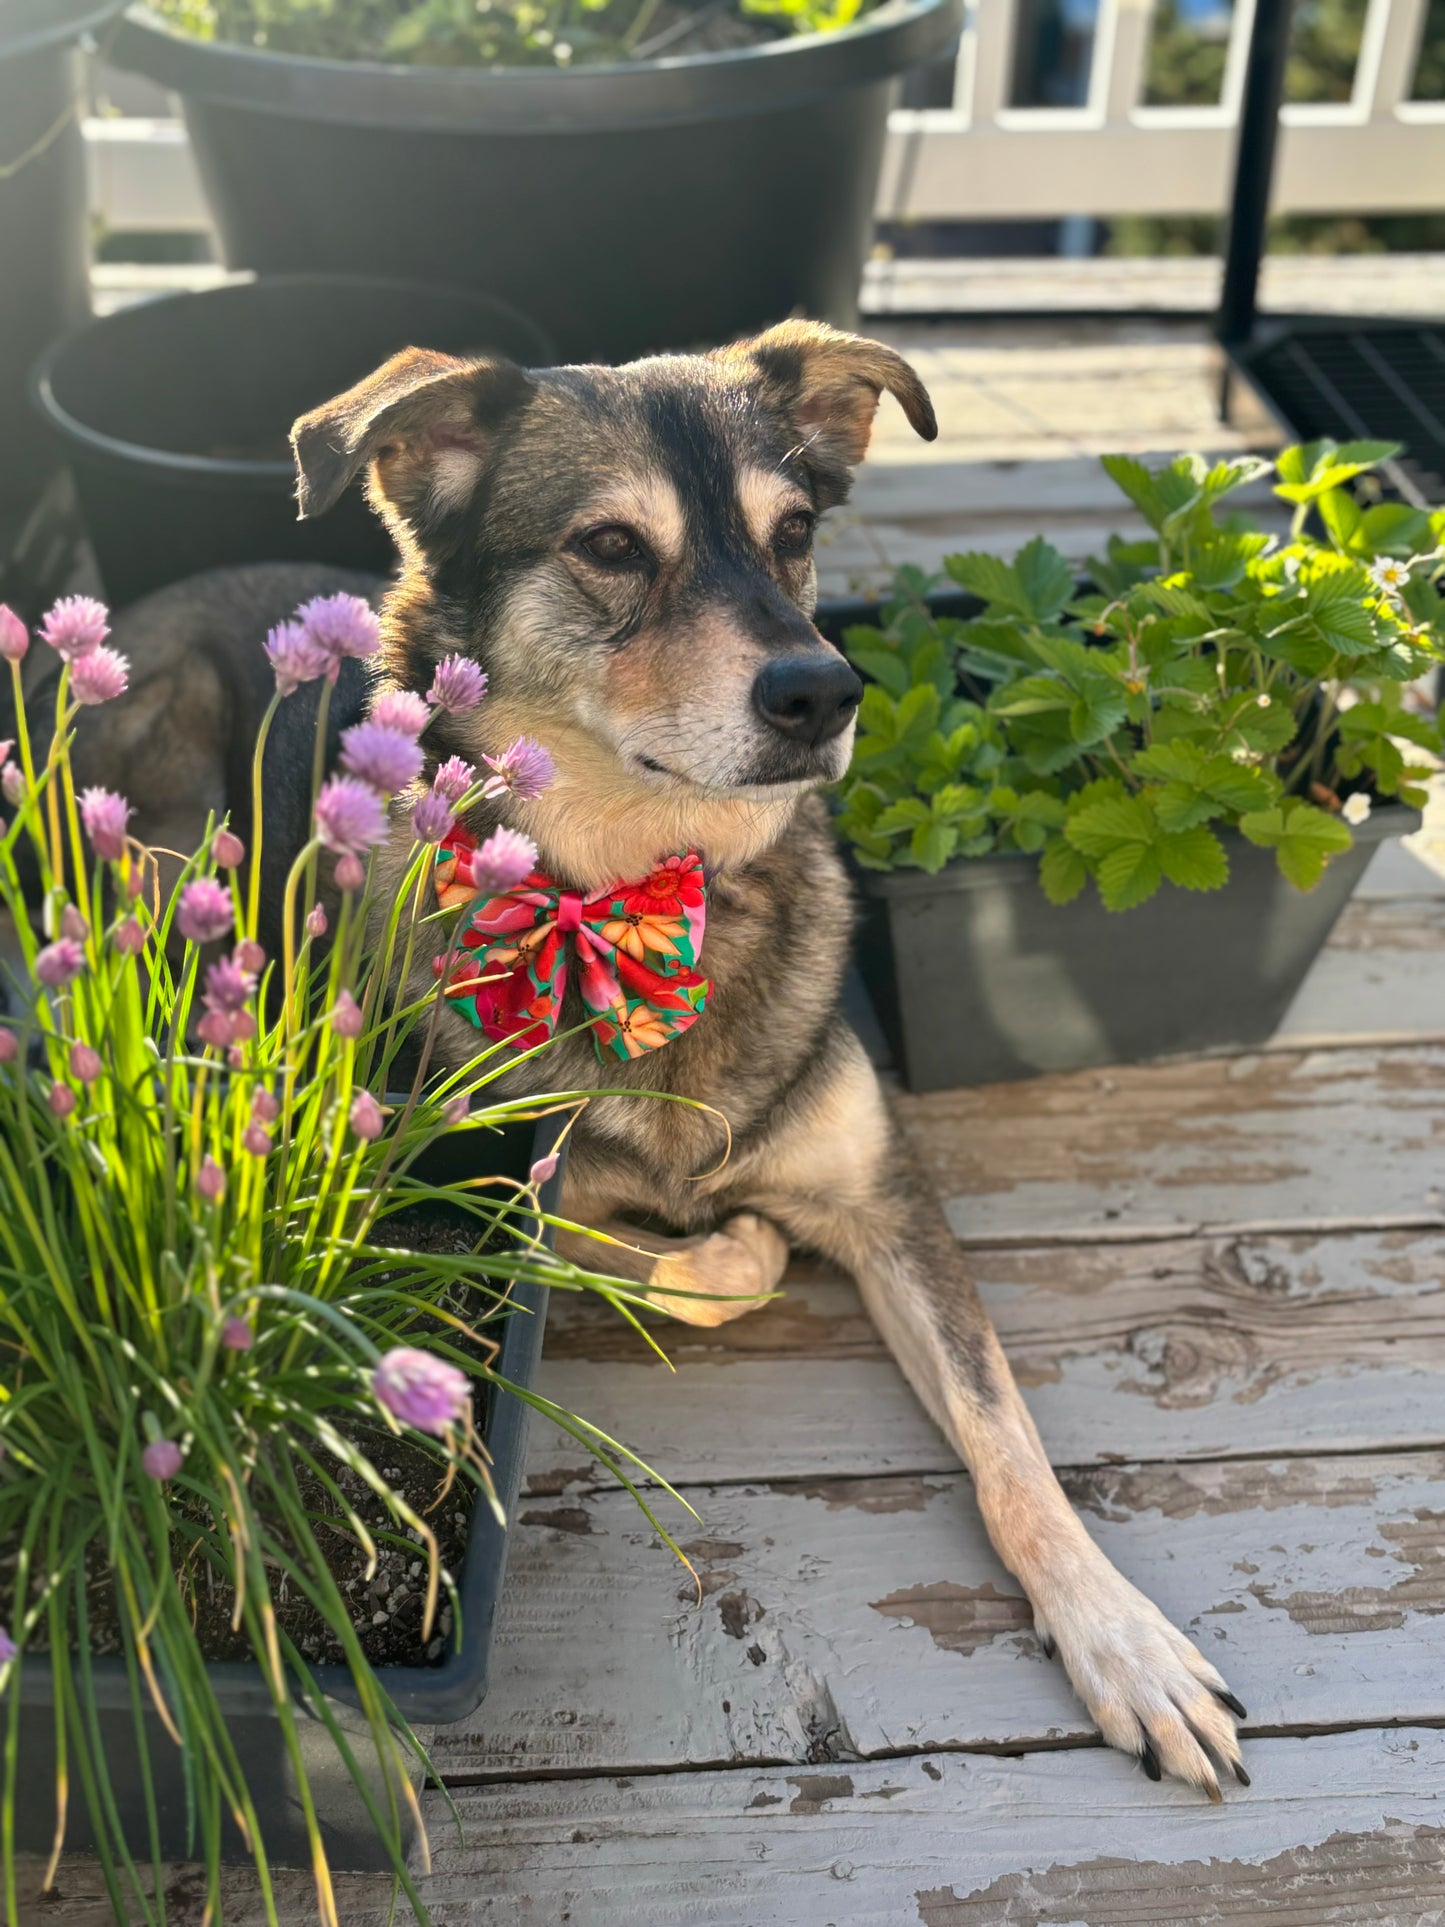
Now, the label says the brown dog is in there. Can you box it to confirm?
[275,320,1249,1800]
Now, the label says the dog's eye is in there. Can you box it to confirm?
[774,511,815,555]
[580,524,645,566]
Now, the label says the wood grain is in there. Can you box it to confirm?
[532,1228,1445,1487]
[434,1451,1445,1779]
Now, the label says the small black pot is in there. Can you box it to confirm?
[0,1,122,521]
[855,807,1412,1091]
[111,0,961,365]
[16,1112,564,1874]
[33,274,555,608]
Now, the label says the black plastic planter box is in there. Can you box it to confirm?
[15,1111,564,1874]
[112,0,961,366]
[855,807,1413,1091]
[33,274,553,608]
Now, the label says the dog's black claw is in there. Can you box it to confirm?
[1233,1761,1251,1787]
[1038,1633,1056,1660]
[1139,1739,1162,1782]
[1215,1690,1248,1721]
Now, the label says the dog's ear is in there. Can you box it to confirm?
[291,347,534,532]
[719,319,937,469]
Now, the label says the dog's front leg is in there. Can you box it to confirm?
[555,1186,789,1329]
[747,1034,1248,1797]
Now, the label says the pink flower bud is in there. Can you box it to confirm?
[334,852,366,893]
[251,1088,280,1124]
[142,1439,183,1481]
[349,1090,385,1140]
[529,1151,560,1186]
[442,1093,469,1126]
[0,1030,15,1064]
[213,829,245,869]
[242,1122,271,1157]
[305,902,328,940]
[114,917,145,956]
[48,1082,75,1118]
[60,905,87,943]
[0,606,28,663]
[195,1155,226,1203]
[70,1043,102,1085]
[221,1316,254,1351]
[1,765,21,806]
[331,989,364,1040]
[235,938,266,974]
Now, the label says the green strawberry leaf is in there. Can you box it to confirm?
[1238,799,1354,891]
[1039,837,1088,905]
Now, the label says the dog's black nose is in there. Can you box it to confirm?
[752,655,863,747]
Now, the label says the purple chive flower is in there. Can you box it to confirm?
[177,878,235,946]
[371,689,432,738]
[0,607,28,664]
[70,646,129,707]
[0,1627,16,1664]
[195,1156,226,1203]
[432,755,477,803]
[235,937,266,975]
[372,1347,470,1435]
[242,1122,272,1157]
[335,853,367,892]
[48,1083,75,1118]
[251,1089,279,1124]
[339,720,424,796]
[40,595,108,662]
[221,1316,254,1351]
[314,776,388,857]
[80,787,132,863]
[411,790,456,845]
[427,653,487,715]
[203,952,255,1016]
[330,989,364,1040]
[305,902,328,939]
[481,737,555,803]
[213,828,245,869]
[350,1090,385,1141]
[264,619,328,697]
[529,1151,560,1186]
[35,939,84,989]
[70,1044,102,1085]
[142,1439,183,1481]
[0,1030,16,1064]
[471,825,538,895]
[114,917,145,956]
[297,593,381,680]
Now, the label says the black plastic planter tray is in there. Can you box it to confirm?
[1231,319,1445,508]
[855,806,1413,1091]
[16,1110,564,1874]
[33,274,554,609]
[112,0,961,366]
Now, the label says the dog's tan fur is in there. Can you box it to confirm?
[53,322,1247,1799]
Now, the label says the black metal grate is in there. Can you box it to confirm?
[1233,322,1445,507]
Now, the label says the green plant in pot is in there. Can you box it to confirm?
[838,440,1445,1091]
[0,591,685,1925]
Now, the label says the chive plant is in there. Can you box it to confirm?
[0,593,676,1925]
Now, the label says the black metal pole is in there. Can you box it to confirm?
[1216,0,1294,408]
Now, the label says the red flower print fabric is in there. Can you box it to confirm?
[432,833,711,1061]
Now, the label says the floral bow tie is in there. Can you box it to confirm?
[432,829,711,1061]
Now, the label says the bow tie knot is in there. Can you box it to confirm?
[432,830,711,1061]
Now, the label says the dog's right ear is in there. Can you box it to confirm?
[291,347,534,536]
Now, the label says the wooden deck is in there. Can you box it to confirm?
[23,826,1445,1923]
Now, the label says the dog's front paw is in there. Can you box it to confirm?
[1035,1561,1248,1799]
[646,1212,789,1328]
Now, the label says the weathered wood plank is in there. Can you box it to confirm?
[1277,894,1445,1042]
[434,1451,1445,1779]
[893,1043,1445,1243]
[532,1228,1445,1487]
[27,1727,1445,1923]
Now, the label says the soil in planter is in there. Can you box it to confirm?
[19,1213,520,1673]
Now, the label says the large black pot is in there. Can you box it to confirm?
[856,806,1415,1091]
[111,0,961,365]
[17,1113,564,1874]
[0,1,122,521]
[33,274,554,607]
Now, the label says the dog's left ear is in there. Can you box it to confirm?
[719,319,937,469]
[291,346,534,535]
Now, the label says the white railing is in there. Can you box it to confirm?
[85,0,1445,233]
